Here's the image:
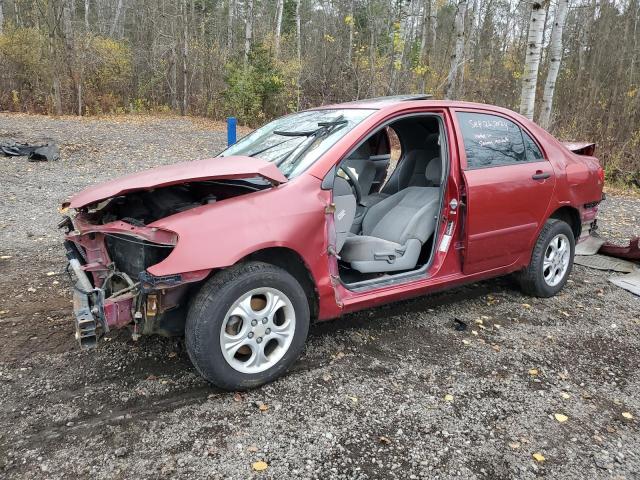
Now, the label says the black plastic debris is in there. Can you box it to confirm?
[453,318,468,331]
[1,141,60,161]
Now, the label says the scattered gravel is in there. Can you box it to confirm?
[0,113,638,479]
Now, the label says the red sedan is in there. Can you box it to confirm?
[61,95,604,389]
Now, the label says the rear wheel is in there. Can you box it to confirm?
[516,219,575,298]
[185,261,310,390]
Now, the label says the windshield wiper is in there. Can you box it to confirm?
[273,119,347,138]
[246,137,299,158]
[274,117,347,167]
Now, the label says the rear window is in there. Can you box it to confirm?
[457,112,530,169]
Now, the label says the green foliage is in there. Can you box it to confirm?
[0,26,48,81]
[222,44,286,125]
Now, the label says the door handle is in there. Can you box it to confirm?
[532,171,551,180]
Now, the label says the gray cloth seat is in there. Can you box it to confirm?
[340,164,441,273]
[385,134,441,194]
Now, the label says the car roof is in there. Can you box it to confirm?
[315,95,519,116]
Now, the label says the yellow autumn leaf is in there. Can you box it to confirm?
[561,392,571,400]
[622,412,634,420]
[259,403,269,412]
[252,461,268,471]
[528,369,539,376]
[444,394,454,402]
[462,339,471,345]
[554,413,568,423]
[532,452,546,462]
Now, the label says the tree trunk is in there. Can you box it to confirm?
[84,0,90,30]
[296,0,301,108]
[419,0,432,64]
[519,0,548,120]
[274,0,284,59]
[444,0,467,100]
[182,0,188,115]
[539,0,568,129]
[110,0,124,37]
[347,0,354,64]
[227,0,234,54]
[244,0,253,68]
[0,0,5,35]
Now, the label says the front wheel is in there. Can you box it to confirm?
[185,262,310,390]
[516,219,575,298]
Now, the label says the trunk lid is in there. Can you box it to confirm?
[64,156,287,209]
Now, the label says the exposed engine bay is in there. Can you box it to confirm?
[61,179,266,349]
[97,180,265,225]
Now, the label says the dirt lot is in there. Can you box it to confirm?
[0,113,639,479]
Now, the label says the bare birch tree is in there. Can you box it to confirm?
[444,0,467,99]
[227,0,234,54]
[0,0,5,35]
[110,0,123,37]
[519,0,548,120]
[539,0,569,129]
[274,0,284,59]
[244,0,253,68]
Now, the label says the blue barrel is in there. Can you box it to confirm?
[227,117,237,146]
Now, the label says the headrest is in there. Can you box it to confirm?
[425,133,439,146]
[348,142,371,161]
[425,157,441,185]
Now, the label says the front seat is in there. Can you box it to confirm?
[385,133,441,194]
[340,165,441,274]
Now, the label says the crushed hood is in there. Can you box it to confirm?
[64,156,288,209]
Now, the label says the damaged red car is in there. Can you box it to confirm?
[60,96,605,390]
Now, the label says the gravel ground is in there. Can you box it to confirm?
[0,113,639,479]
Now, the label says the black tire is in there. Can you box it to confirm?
[185,261,310,390]
[516,219,575,298]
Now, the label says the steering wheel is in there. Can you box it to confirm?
[337,166,362,205]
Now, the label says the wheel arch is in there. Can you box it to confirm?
[549,206,581,240]
[240,247,319,322]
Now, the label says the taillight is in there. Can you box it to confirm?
[597,166,605,184]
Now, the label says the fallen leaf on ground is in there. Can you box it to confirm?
[347,396,358,403]
[168,352,177,358]
[335,351,345,359]
[259,403,269,412]
[494,324,501,329]
[444,394,454,402]
[379,436,391,444]
[252,461,268,471]
[560,392,571,399]
[322,374,331,382]
[622,412,634,420]
[233,392,244,402]
[46,271,55,276]
[522,303,532,309]
[509,442,520,449]
[146,375,158,381]
[471,330,478,336]
[0,256,11,260]
[474,319,483,325]
[247,445,259,452]
[554,413,568,423]
[532,452,546,462]
[462,339,471,345]
[528,369,539,376]
[491,344,501,352]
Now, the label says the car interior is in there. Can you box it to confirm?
[330,114,446,286]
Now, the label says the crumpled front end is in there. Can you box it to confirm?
[60,210,208,349]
